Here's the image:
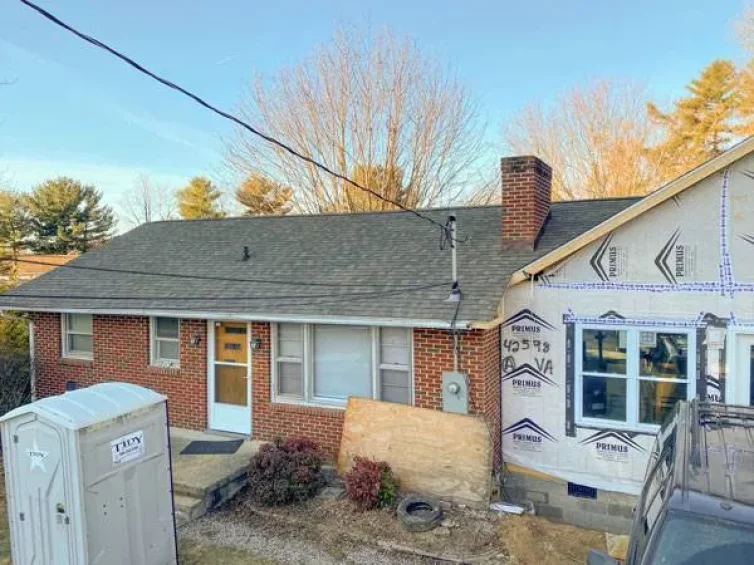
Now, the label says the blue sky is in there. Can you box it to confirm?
[0,0,747,222]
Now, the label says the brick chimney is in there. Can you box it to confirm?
[501,155,552,248]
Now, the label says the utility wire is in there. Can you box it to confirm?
[3,256,445,289]
[19,0,460,243]
[4,283,450,311]
[4,281,448,304]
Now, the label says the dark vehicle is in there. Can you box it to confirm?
[588,401,754,565]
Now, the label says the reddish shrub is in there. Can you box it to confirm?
[247,437,325,506]
[344,456,399,511]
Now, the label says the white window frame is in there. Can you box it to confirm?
[271,324,414,408]
[150,317,180,367]
[377,327,414,406]
[575,324,696,433]
[61,313,93,360]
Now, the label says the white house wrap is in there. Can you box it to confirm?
[502,153,754,495]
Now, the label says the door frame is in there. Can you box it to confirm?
[207,320,252,435]
[725,329,754,405]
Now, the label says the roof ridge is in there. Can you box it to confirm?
[144,197,639,227]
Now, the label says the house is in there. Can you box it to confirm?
[1,254,77,282]
[3,139,754,531]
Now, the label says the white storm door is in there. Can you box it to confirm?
[733,334,754,406]
[208,321,252,434]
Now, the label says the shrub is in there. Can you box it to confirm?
[0,353,33,417]
[344,456,399,511]
[247,436,325,506]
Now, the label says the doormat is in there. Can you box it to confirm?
[180,439,244,455]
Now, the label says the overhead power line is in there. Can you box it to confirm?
[19,0,460,242]
[4,256,445,289]
[5,281,447,304]
[4,282,449,311]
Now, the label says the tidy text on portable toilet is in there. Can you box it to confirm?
[0,382,177,565]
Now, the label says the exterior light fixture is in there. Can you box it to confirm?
[251,336,263,351]
[446,281,461,303]
[190,332,202,347]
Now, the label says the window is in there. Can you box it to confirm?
[273,324,413,407]
[276,323,304,399]
[151,317,180,366]
[576,326,695,431]
[379,328,411,404]
[62,313,93,359]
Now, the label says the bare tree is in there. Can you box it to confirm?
[121,175,176,227]
[737,4,754,54]
[503,80,666,201]
[224,29,491,212]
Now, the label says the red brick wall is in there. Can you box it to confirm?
[413,327,501,468]
[30,312,207,429]
[250,322,347,457]
[501,155,552,245]
[30,313,501,465]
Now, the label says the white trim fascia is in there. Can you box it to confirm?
[5,306,472,330]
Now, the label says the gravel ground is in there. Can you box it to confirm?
[179,510,428,565]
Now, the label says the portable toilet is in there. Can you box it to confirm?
[0,382,177,565]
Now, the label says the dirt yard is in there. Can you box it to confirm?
[499,514,607,565]
[0,465,608,565]
[180,487,610,564]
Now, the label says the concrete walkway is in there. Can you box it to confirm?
[170,428,263,525]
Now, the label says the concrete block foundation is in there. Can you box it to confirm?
[502,468,636,534]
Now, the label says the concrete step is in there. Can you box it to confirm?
[174,493,206,526]
[172,466,248,499]
[172,468,249,527]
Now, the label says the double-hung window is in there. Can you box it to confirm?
[62,313,93,359]
[378,328,412,404]
[273,323,412,407]
[151,317,180,367]
[576,325,695,431]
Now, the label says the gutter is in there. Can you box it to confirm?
[0,305,473,331]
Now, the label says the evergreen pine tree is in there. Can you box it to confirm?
[176,177,226,219]
[647,60,739,179]
[0,190,30,279]
[26,177,115,253]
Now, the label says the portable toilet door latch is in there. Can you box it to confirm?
[56,503,70,525]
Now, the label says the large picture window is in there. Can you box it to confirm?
[273,323,412,407]
[576,325,695,430]
[62,313,93,359]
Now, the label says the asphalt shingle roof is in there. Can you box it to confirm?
[0,198,639,326]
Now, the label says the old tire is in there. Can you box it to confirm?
[397,495,443,532]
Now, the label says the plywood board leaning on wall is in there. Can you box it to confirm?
[337,398,493,508]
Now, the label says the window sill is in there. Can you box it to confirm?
[576,420,660,435]
[147,364,181,375]
[270,399,345,417]
[59,357,93,367]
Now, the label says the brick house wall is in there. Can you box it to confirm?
[29,312,207,429]
[29,313,501,464]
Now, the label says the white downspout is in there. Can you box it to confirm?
[29,319,36,401]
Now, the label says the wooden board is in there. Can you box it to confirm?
[337,398,492,508]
